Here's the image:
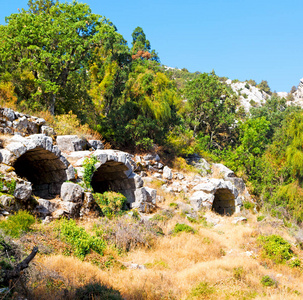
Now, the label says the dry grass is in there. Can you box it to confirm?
[11,198,303,299]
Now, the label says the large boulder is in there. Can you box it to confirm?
[56,135,87,152]
[14,180,32,201]
[163,166,173,180]
[60,182,84,203]
[189,191,214,210]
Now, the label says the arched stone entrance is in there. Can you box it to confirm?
[1,134,69,199]
[212,188,235,216]
[14,148,67,199]
[91,160,129,194]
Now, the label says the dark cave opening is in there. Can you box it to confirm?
[212,188,235,216]
[13,148,67,199]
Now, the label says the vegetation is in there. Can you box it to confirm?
[94,192,127,218]
[258,234,293,264]
[57,219,106,259]
[0,210,35,238]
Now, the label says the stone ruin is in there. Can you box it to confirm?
[0,106,248,219]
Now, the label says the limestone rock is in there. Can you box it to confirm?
[190,191,214,210]
[35,199,57,216]
[163,166,173,180]
[14,180,32,201]
[60,182,84,203]
[88,140,104,150]
[66,165,76,181]
[60,201,80,217]
[56,135,87,152]
[0,195,15,207]
[212,163,235,179]
[41,125,56,137]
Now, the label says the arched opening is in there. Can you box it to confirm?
[13,148,67,199]
[212,188,235,216]
[91,160,129,194]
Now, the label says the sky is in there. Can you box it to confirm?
[1,0,302,92]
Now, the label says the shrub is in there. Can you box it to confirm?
[0,211,35,238]
[172,223,195,234]
[261,275,276,287]
[243,201,254,210]
[289,258,301,268]
[151,209,174,222]
[169,202,178,209]
[94,216,162,251]
[94,192,127,218]
[58,219,106,259]
[257,215,265,222]
[258,234,293,263]
[189,282,215,299]
[6,179,16,195]
[74,282,123,300]
[83,156,98,190]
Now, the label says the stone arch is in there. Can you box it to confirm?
[91,160,129,194]
[1,134,69,199]
[88,150,142,205]
[212,188,235,216]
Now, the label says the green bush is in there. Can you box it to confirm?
[172,223,195,234]
[261,275,276,287]
[257,215,265,222]
[94,192,127,218]
[258,234,293,263]
[0,210,35,238]
[189,281,215,299]
[289,258,301,268]
[82,156,98,190]
[74,282,123,300]
[58,219,106,259]
[243,201,254,210]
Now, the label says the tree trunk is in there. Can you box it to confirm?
[3,246,38,285]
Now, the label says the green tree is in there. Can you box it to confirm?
[183,72,238,149]
[0,0,112,114]
[257,80,271,95]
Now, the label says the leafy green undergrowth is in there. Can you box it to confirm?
[94,192,127,218]
[258,234,293,264]
[0,210,35,238]
[57,219,106,259]
[172,223,196,234]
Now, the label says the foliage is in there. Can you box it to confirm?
[182,72,239,150]
[289,258,301,268]
[94,216,162,251]
[256,80,271,95]
[258,234,293,264]
[57,219,106,259]
[260,275,276,287]
[0,210,35,238]
[82,156,98,190]
[172,223,195,234]
[189,281,215,299]
[74,282,123,300]
[94,192,127,218]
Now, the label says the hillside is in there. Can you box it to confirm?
[1,1,303,298]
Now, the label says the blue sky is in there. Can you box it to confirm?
[1,0,302,92]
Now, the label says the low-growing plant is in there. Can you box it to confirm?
[151,209,174,222]
[74,282,123,300]
[57,219,106,259]
[233,267,245,281]
[257,215,265,222]
[0,210,35,238]
[258,234,293,263]
[261,275,276,287]
[189,281,215,299]
[172,223,195,234]
[94,192,127,218]
[6,179,16,195]
[243,201,254,210]
[94,216,162,251]
[169,202,178,209]
[289,258,301,268]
